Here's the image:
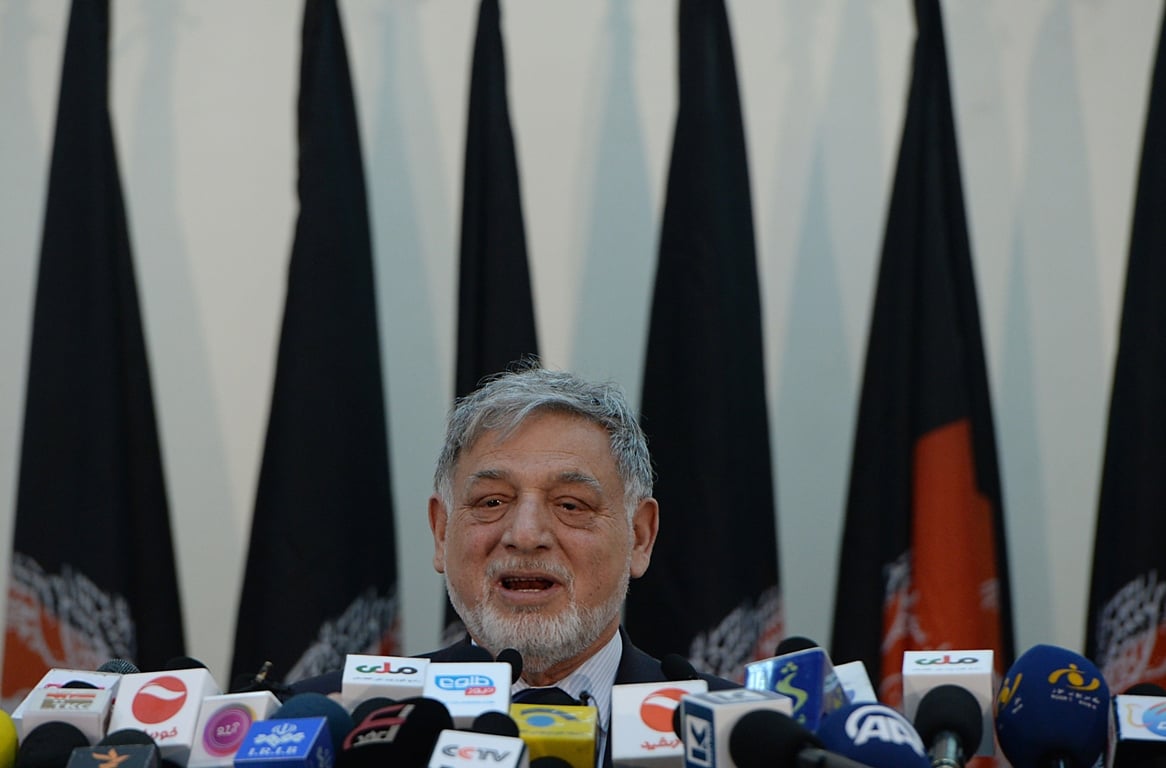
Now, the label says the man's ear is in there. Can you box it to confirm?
[428,495,448,574]
[629,497,659,579]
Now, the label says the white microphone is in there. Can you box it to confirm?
[186,690,281,767]
[1109,690,1166,768]
[11,669,123,735]
[429,729,530,768]
[107,667,221,763]
[424,662,513,728]
[610,680,707,768]
[900,650,994,759]
[744,646,847,731]
[340,654,430,710]
[679,688,791,768]
[19,685,115,744]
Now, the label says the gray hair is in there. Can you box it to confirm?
[434,367,653,514]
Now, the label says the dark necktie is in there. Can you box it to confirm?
[511,686,581,706]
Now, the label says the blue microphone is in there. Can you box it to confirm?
[994,644,1110,768]
[816,703,930,768]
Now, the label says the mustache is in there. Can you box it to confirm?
[485,558,574,586]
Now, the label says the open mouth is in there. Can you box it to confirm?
[500,575,558,592]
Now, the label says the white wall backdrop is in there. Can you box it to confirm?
[0,0,1161,686]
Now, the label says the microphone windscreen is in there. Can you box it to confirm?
[340,697,452,768]
[775,636,819,656]
[660,654,698,681]
[817,703,930,768]
[98,730,156,746]
[913,684,983,749]
[446,645,494,663]
[0,712,17,768]
[994,644,1110,768]
[60,681,98,690]
[16,722,88,768]
[350,696,396,726]
[472,711,520,738]
[529,758,573,768]
[1126,682,1166,696]
[728,709,818,768]
[160,657,207,671]
[96,659,140,675]
[272,692,354,753]
[496,649,523,683]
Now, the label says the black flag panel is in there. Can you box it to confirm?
[230,0,399,684]
[1085,10,1166,692]
[2,0,185,706]
[830,0,1014,707]
[444,0,539,644]
[625,0,782,681]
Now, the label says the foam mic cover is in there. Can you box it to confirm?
[497,650,523,684]
[350,697,397,726]
[339,697,453,768]
[0,712,17,768]
[447,646,495,663]
[160,657,208,671]
[775,636,819,656]
[913,684,982,768]
[16,722,90,768]
[660,655,698,682]
[994,644,1110,768]
[816,703,930,768]
[530,758,572,768]
[271,693,353,755]
[65,744,158,768]
[727,709,869,768]
[471,712,520,738]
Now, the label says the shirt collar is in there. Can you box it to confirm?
[510,629,622,736]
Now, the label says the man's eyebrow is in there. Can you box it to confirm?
[555,471,603,493]
[466,468,507,485]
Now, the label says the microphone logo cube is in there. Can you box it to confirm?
[235,717,332,768]
[341,655,429,708]
[683,715,712,768]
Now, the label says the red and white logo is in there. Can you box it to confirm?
[132,676,188,723]
[640,687,688,733]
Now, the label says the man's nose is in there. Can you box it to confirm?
[501,494,553,550]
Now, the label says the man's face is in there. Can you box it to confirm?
[429,411,658,680]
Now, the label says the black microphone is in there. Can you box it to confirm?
[496,648,523,684]
[775,636,819,656]
[16,722,89,768]
[661,653,699,681]
[913,684,983,768]
[728,709,874,768]
[96,659,140,675]
[471,711,521,738]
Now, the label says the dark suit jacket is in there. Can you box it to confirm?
[290,626,739,768]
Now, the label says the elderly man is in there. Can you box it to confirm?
[297,367,735,765]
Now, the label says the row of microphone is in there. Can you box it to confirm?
[5,638,1166,768]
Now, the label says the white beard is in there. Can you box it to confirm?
[447,556,630,676]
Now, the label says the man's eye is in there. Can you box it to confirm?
[482,498,504,507]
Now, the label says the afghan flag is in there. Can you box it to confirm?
[1085,9,1166,693]
[2,0,185,707]
[442,0,540,645]
[625,0,782,682]
[830,0,1014,706]
[230,0,399,685]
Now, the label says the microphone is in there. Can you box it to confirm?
[1108,683,1166,768]
[900,650,994,761]
[106,667,221,764]
[424,662,513,728]
[678,688,792,768]
[0,712,17,768]
[994,644,1110,768]
[11,669,123,736]
[15,722,89,768]
[96,660,140,675]
[271,693,354,755]
[509,703,598,768]
[186,691,281,767]
[428,729,529,768]
[911,684,983,768]
[744,643,846,730]
[497,650,524,684]
[67,731,160,768]
[18,686,114,744]
[831,661,877,705]
[338,697,453,768]
[610,680,706,767]
[726,709,873,768]
[234,717,334,768]
[776,637,819,656]
[340,655,429,710]
[815,702,930,768]
[660,655,699,682]
[471,712,521,738]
